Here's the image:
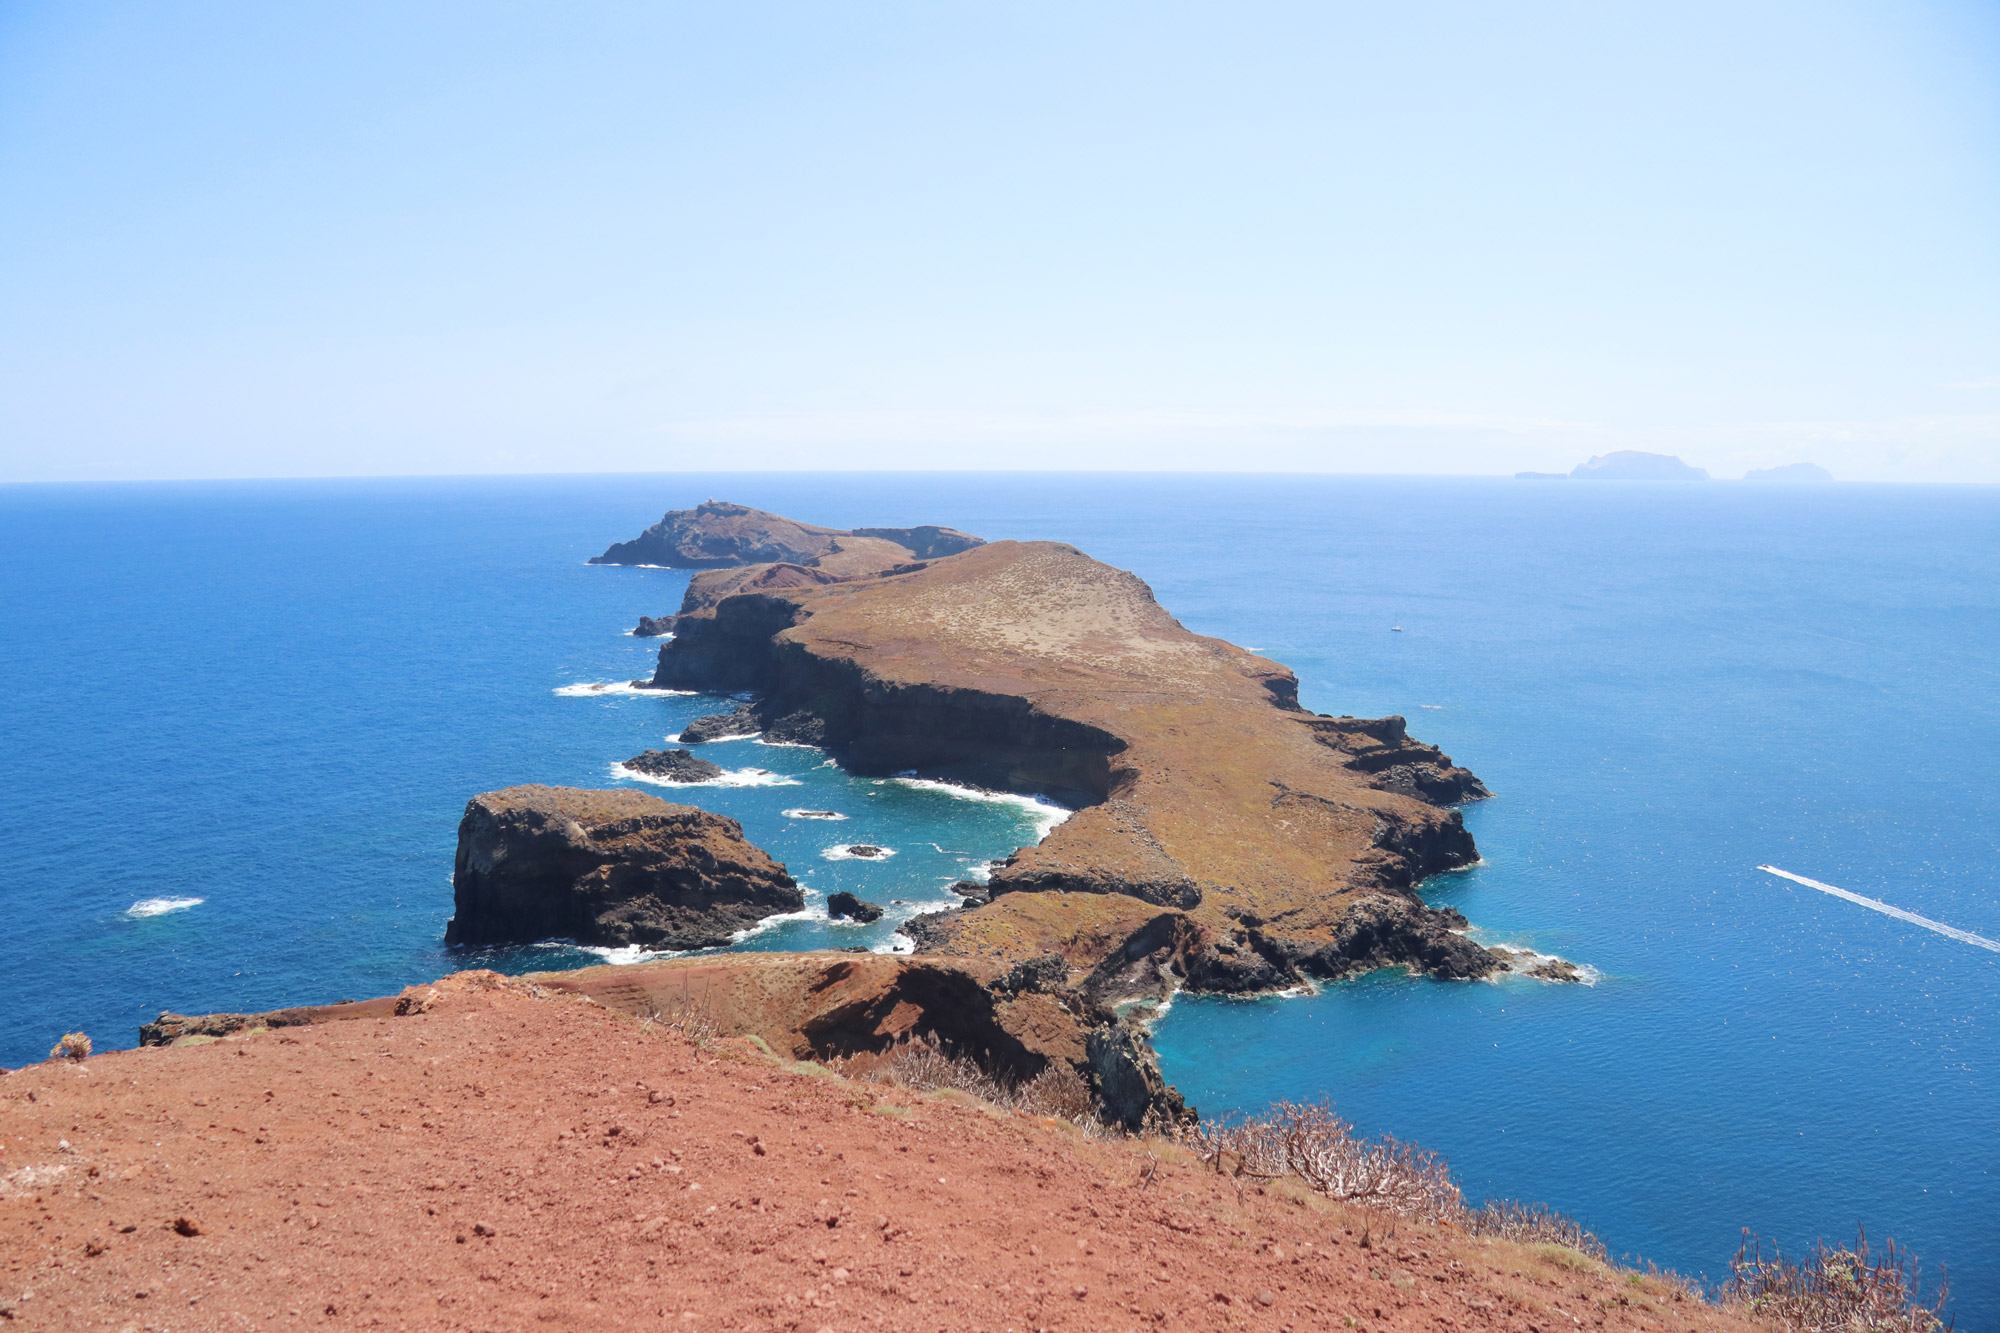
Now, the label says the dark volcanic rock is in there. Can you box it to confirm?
[443,785,801,950]
[633,615,678,637]
[763,709,828,746]
[1273,895,1498,982]
[1087,1023,1192,1133]
[826,891,884,923]
[1299,715,1490,806]
[622,749,725,783]
[679,702,761,744]
[992,953,1069,995]
[844,844,887,859]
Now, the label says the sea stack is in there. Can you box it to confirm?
[444,785,801,950]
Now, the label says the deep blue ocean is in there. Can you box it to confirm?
[2,474,1994,1323]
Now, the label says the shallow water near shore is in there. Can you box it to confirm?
[2,473,1995,1325]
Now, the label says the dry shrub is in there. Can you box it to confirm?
[870,1036,1100,1131]
[1727,1229,1949,1333]
[1190,1099,1463,1220]
[1468,1199,1608,1262]
[641,998,719,1049]
[48,1031,91,1061]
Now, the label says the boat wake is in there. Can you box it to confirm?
[1760,865,2000,952]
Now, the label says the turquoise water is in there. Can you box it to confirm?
[1,474,1994,1323]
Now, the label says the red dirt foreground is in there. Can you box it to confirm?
[1,973,1753,1333]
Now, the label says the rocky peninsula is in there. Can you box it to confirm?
[640,509,1514,1001]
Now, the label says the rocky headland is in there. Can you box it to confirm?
[638,511,1520,1002]
[443,785,802,950]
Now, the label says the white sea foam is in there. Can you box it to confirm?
[878,777,1071,839]
[821,844,898,861]
[127,897,203,918]
[754,736,821,749]
[730,906,821,943]
[1117,990,1185,1029]
[783,808,848,821]
[554,681,695,697]
[613,762,800,789]
[580,943,688,966]
[625,630,676,640]
[1478,939,1600,986]
[875,932,916,955]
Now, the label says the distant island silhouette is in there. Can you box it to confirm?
[1517,450,1709,480]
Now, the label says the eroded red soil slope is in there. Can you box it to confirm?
[2,975,1748,1333]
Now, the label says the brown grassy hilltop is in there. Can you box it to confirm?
[0,972,1757,1333]
[648,526,1515,997]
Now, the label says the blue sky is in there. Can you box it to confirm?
[2,1,1996,481]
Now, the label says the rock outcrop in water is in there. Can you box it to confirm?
[591,499,983,570]
[678,702,761,743]
[621,749,724,783]
[644,516,1511,997]
[826,891,884,922]
[443,785,802,950]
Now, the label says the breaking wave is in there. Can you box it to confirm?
[579,943,687,966]
[878,777,1070,839]
[612,763,801,789]
[821,844,898,861]
[783,808,848,821]
[730,906,822,943]
[1478,938,1600,986]
[127,897,203,918]
[554,681,694,697]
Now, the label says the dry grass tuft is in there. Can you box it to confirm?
[1726,1228,1949,1333]
[48,1031,91,1061]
